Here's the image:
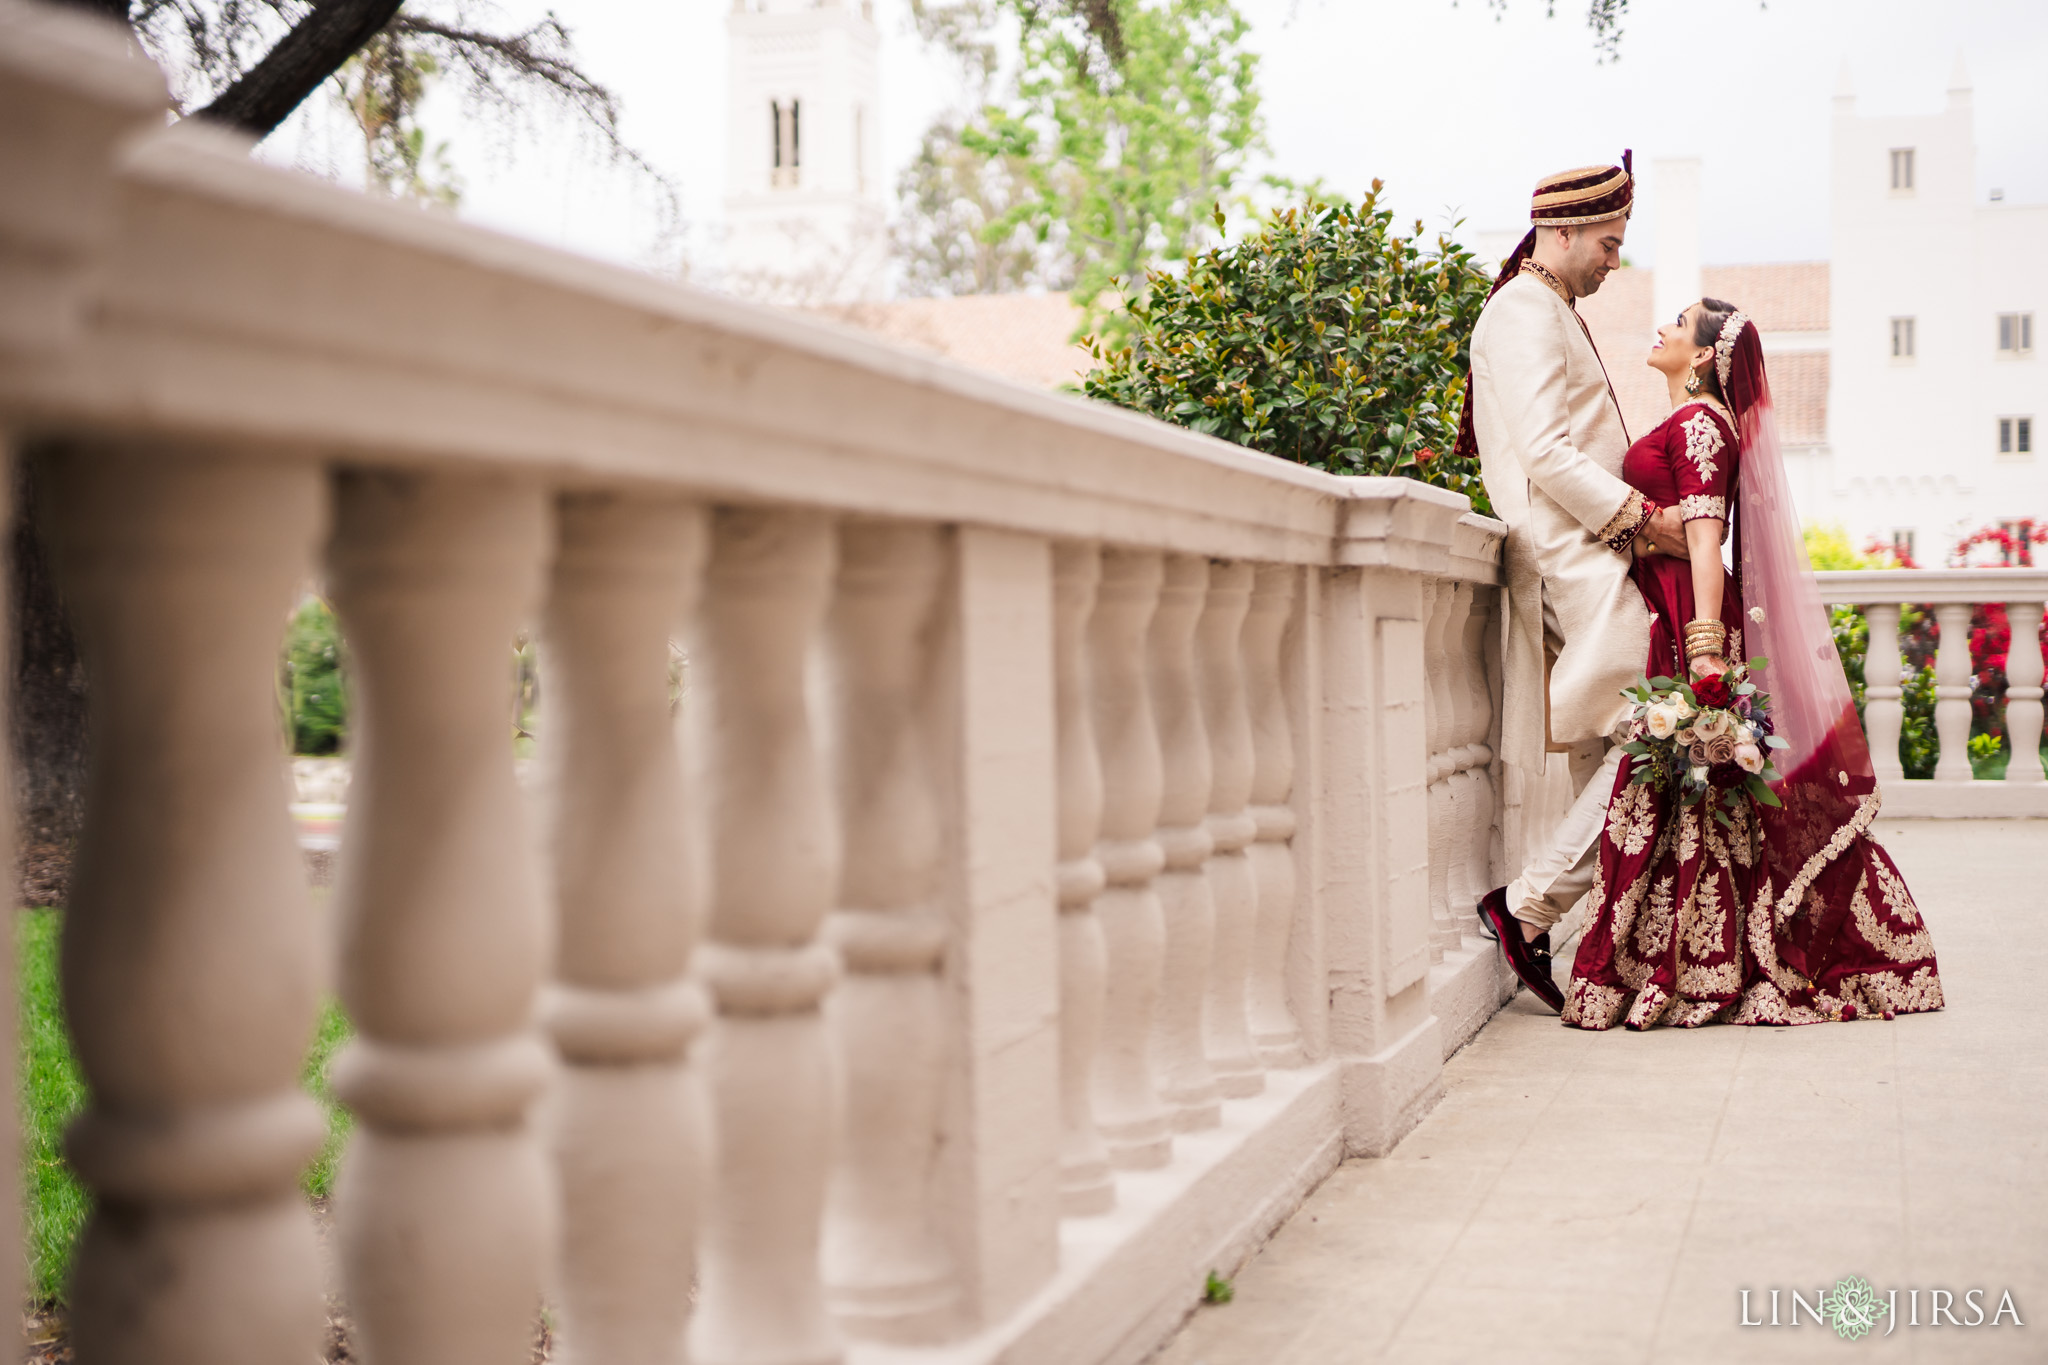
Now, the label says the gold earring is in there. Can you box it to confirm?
[1684,369,1702,397]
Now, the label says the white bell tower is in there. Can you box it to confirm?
[725,0,884,300]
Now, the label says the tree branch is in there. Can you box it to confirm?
[196,0,403,137]
[44,0,133,26]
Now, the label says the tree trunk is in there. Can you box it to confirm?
[198,0,406,138]
[11,454,89,909]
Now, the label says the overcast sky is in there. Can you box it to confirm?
[261,0,2048,279]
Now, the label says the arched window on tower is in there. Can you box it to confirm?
[771,99,801,188]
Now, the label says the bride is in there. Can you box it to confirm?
[1561,301,1945,1030]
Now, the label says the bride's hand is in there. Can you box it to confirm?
[1691,654,1729,679]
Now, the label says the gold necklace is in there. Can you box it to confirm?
[1520,258,1573,304]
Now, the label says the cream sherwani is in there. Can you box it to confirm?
[1471,270,1652,924]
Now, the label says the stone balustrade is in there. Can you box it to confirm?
[1816,569,2048,818]
[0,8,1523,1363]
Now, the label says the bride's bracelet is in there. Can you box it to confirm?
[1683,618,1727,661]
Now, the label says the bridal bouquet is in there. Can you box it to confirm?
[1618,659,1788,826]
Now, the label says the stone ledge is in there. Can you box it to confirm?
[1427,933,1519,1061]
[1879,779,2048,818]
[1338,1014,1446,1159]
[850,1063,1344,1365]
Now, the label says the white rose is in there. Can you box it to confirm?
[1693,710,1733,741]
[1645,704,1679,740]
[1734,742,1765,774]
[1671,695,1696,721]
[1690,765,1710,784]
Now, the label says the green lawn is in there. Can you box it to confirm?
[18,908,354,1304]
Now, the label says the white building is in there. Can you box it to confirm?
[1817,59,2047,565]
[724,0,885,301]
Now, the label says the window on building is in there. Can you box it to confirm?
[1892,530,1916,564]
[1998,313,2036,355]
[1890,148,1915,191]
[2001,417,2035,456]
[770,99,802,187]
[1891,316,1916,359]
[854,105,866,194]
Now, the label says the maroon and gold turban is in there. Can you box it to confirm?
[1530,153,1634,226]
[1452,150,1633,460]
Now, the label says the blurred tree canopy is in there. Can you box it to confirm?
[898,0,1263,323]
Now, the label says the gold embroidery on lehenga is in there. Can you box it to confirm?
[1772,791,1882,926]
[1849,876,1935,962]
[1682,410,1724,482]
[1666,997,1726,1028]
[1872,855,1926,932]
[1624,983,1672,1030]
[1683,875,1726,959]
[1609,860,1659,989]
[1564,978,1627,1030]
[1634,873,1677,960]
[1676,807,1701,868]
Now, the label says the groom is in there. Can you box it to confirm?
[1455,153,1688,1010]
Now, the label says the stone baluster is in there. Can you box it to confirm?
[1452,586,1499,932]
[1148,554,1220,1131]
[1863,604,1906,784]
[1088,548,1172,1168]
[542,495,709,1365]
[44,449,326,1364]
[1932,602,1975,781]
[1420,579,1455,962]
[325,471,555,1365]
[1243,565,1303,1069]
[1052,543,1115,1214]
[689,509,843,1365]
[822,521,956,1342]
[1196,561,1263,1099]
[2004,600,2047,783]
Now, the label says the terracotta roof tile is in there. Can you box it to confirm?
[1701,263,1829,333]
[1576,265,1830,449]
[823,294,1091,391]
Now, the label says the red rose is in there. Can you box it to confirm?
[1691,673,1732,709]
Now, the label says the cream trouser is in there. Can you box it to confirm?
[1506,739,1626,929]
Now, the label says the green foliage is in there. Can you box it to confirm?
[300,997,355,1200]
[1082,188,1493,512]
[282,597,348,757]
[1830,605,1868,711]
[1899,663,1938,779]
[1804,523,1887,572]
[20,909,87,1303]
[20,910,356,1303]
[908,0,1264,325]
[1203,1270,1235,1304]
[342,32,462,207]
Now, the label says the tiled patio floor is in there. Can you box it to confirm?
[1150,818,2047,1364]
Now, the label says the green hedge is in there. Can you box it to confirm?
[1082,187,1493,514]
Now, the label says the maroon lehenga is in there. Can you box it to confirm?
[1563,322,1944,1031]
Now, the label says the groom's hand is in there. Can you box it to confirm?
[1639,506,1690,559]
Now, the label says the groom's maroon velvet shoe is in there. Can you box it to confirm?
[1477,887,1566,1013]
